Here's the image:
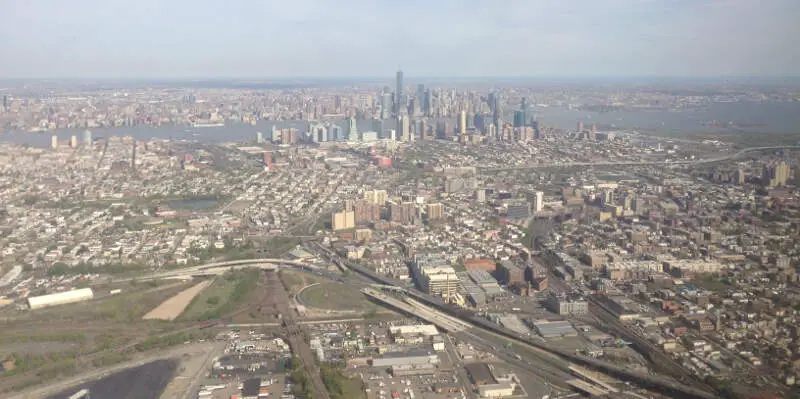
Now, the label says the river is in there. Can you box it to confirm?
[2,101,799,147]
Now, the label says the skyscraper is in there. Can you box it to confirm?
[577,121,584,132]
[380,91,392,120]
[458,110,467,134]
[256,132,264,144]
[2,95,7,112]
[423,89,432,116]
[372,119,384,138]
[515,98,527,127]
[70,135,78,148]
[399,115,410,141]
[348,117,358,140]
[51,135,58,149]
[395,70,404,115]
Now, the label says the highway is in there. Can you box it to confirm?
[313,242,719,399]
[478,145,800,172]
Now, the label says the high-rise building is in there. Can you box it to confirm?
[577,121,584,132]
[83,130,92,146]
[399,115,410,142]
[364,189,387,205]
[329,125,343,141]
[331,210,355,231]
[2,95,7,112]
[763,161,790,187]
[352,200,381,225]
[513,111,526,128]
[380,91,393,120]
[735,169,746,185]
[534,191,544,212]
[416,84,425,102]
[458,110,467,134]
[395,70,404,115]
[51,135,58,149]
[70,135,78,148]
[427,203,444,220]
[423,89,432,116]
[256,132,263,144]
[348,117,358,139]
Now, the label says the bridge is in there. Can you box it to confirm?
[112,258,341,282]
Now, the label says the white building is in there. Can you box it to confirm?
[28,288,94,309]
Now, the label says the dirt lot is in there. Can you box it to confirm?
[144,281,212,321]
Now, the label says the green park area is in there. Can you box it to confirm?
[179,269,261,321]
[321,364,366,399]
[298,282,375,312]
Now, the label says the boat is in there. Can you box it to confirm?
[192,123,225,128]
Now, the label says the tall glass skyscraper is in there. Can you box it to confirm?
[395,70,404,115]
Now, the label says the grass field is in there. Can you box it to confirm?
[178,269,261,321]
[298,283,375,311]
[9,282,191,324]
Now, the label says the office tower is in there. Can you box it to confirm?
[256,132,263,144]
[591,123,597,133]
[388,129,396,141]
[577,121,584,132]
[415,120,427,141]
[534,191,544,212]
[476,189,487,202]
[270,124,277,141]
[395,70,404,115]
[423,89,432,116]
[263,151,273,167]
[83,130,92,146]
[763,161,790,187]
[51,135,58,149]
[131,140,137,171]
[427,203,444,220]
[329,125,343,141]
[458,110,467,134]
[70,135,78,148]
[348,117,358,139]
[2,95,7,112]
[513,111,525,128]
[416,84,425,101]
[399,115,410,142]
[380,91,392,120]
[407,98,416,116]
[473,114,485,132]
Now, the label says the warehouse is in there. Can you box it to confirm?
[532,320,578,338]
[478,382,515,398]
[27,288,94,309]
[371,349,439,368]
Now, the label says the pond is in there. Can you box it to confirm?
[166,198,219,211]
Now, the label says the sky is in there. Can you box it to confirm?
[1,0,799,79]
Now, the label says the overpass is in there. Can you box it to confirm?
[111,258,342,283]
[478,145,800,172]
[311,243,718,399]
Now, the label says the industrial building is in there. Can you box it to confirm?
[531,319,579,338]
[28,288,94,309]
[371,348,439,368]
[546,294,589,316]
[496,261,525,285]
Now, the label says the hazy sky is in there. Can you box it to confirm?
[1,0,799,79]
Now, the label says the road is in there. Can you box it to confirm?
[269,270,330,399]
[478,145,800,172]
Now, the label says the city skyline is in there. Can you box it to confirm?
[2,0,800,79]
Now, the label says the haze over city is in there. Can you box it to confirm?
[1,2,800,399]
[2,0,800,78]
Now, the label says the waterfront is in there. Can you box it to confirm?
[2,101,800,148]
